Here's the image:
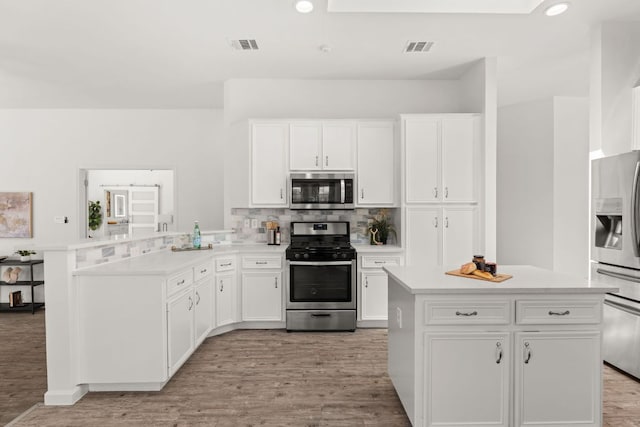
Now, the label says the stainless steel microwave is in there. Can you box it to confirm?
[289,173,354,210]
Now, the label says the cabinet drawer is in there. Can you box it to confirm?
[361,255,402,269]
[215,257,235,272]
[194,261,213,281]
[167,270,193,296]
[242,256,282,269]
[516,300,602,325]
[424,300,510,325]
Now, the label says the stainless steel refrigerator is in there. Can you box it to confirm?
[592,150,640,379]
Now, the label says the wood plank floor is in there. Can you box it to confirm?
[3,310,640,426]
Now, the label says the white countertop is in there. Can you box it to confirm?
[384,265,618,294]
[353,243,403,253]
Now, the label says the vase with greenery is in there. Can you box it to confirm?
[15,250,36,262]
[88,200,103,234]
[368,209,396,245]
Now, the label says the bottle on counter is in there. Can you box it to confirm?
[275,226,281,245]
[193,221,201,249]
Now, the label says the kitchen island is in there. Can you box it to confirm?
[384,265,617,427]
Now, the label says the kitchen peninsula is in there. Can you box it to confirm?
[384,265,617,427]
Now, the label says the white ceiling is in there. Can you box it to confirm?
[0,0,639,109]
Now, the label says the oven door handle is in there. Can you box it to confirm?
[289,261,354,266]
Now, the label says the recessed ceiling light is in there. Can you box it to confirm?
[544,2,569,16]
[295,0,314,13]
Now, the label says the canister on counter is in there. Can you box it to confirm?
[485,262,497,276]
[472,255,485,271]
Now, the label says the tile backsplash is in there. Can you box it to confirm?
[229,208,400,244]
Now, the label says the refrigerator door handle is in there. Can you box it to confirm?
[597,268,640,283]
[632,161,640,256]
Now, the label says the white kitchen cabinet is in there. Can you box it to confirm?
[167,288,196,377]
[356,121,396,206]
[405,206,477,267]
[290,121,355,170]
[361,271,389,321]
[251,122,288,206]
[194,276,213,347]
[241,271,283,321]
[215,272,237,327]
[403,114,479,204]
[514,331,600,427]
[358,252,403,324]
[424,332,510,427]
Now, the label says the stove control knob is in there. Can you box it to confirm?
[332,253,338,259]
[294,253,301,260]
[341,253,348,259]
[303,253,309,259]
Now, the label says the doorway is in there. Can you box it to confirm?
[79,169,176,239]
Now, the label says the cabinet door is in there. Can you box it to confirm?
[361,271,388,321]
[357,121,395,205]
[405,207,441,267]
[514,331,600,427]
[290,122,322,170]
[251,123,288,206]
[424,332,510,427]
[167,290,195,377]
[404,118,439,203]
[442,207,477,266]
[322,122,356,170]
[241,271,283,321]
[216,273,237,327]
[194,277,213,346]
[441,117,476,202]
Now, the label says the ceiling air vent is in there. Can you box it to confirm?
[230,39,259,51]
[404,41,434,53]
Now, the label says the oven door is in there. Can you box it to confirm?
[286,260,356,310]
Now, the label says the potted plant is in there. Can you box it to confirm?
[368,209,396,245]
[88,200,103,235]
[15,250,36,262]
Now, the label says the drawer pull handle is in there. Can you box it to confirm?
[177,279,185,286]
[524,342,532,364]
[433,187,438,198]
[455,310,478,316]
[548,310,570,316]
[200,269,207,274]
[496,342,502,364]
[374,261,385,264]
[220,280,224,292]
[274,277,278,288]
[220,262,232,267]
[256,261,268,265]
[311,313,331,318]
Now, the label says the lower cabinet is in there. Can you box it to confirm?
[241,254,284,323]
[424,332,510,427]
[216,272,237,327]
[194,276,214,346]
[514,331,600,427]
[167,289,196,377]
[358,252,403,323]
[241,271,283,321]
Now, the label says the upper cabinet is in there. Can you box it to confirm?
[403,114,479,204]
[251,122,289,207]
[290,121,356,171]
[356,121,396,206]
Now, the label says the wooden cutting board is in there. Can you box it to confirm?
[445,269,513,283]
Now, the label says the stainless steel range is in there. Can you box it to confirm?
[285,221,356,331]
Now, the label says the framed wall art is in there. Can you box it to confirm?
[0,192,33,238]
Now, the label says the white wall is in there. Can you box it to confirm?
[553,97,590,277]
[0,109,224,255]
[591,22,640,155]
[498,97,589,276]
[497,98,555,270]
